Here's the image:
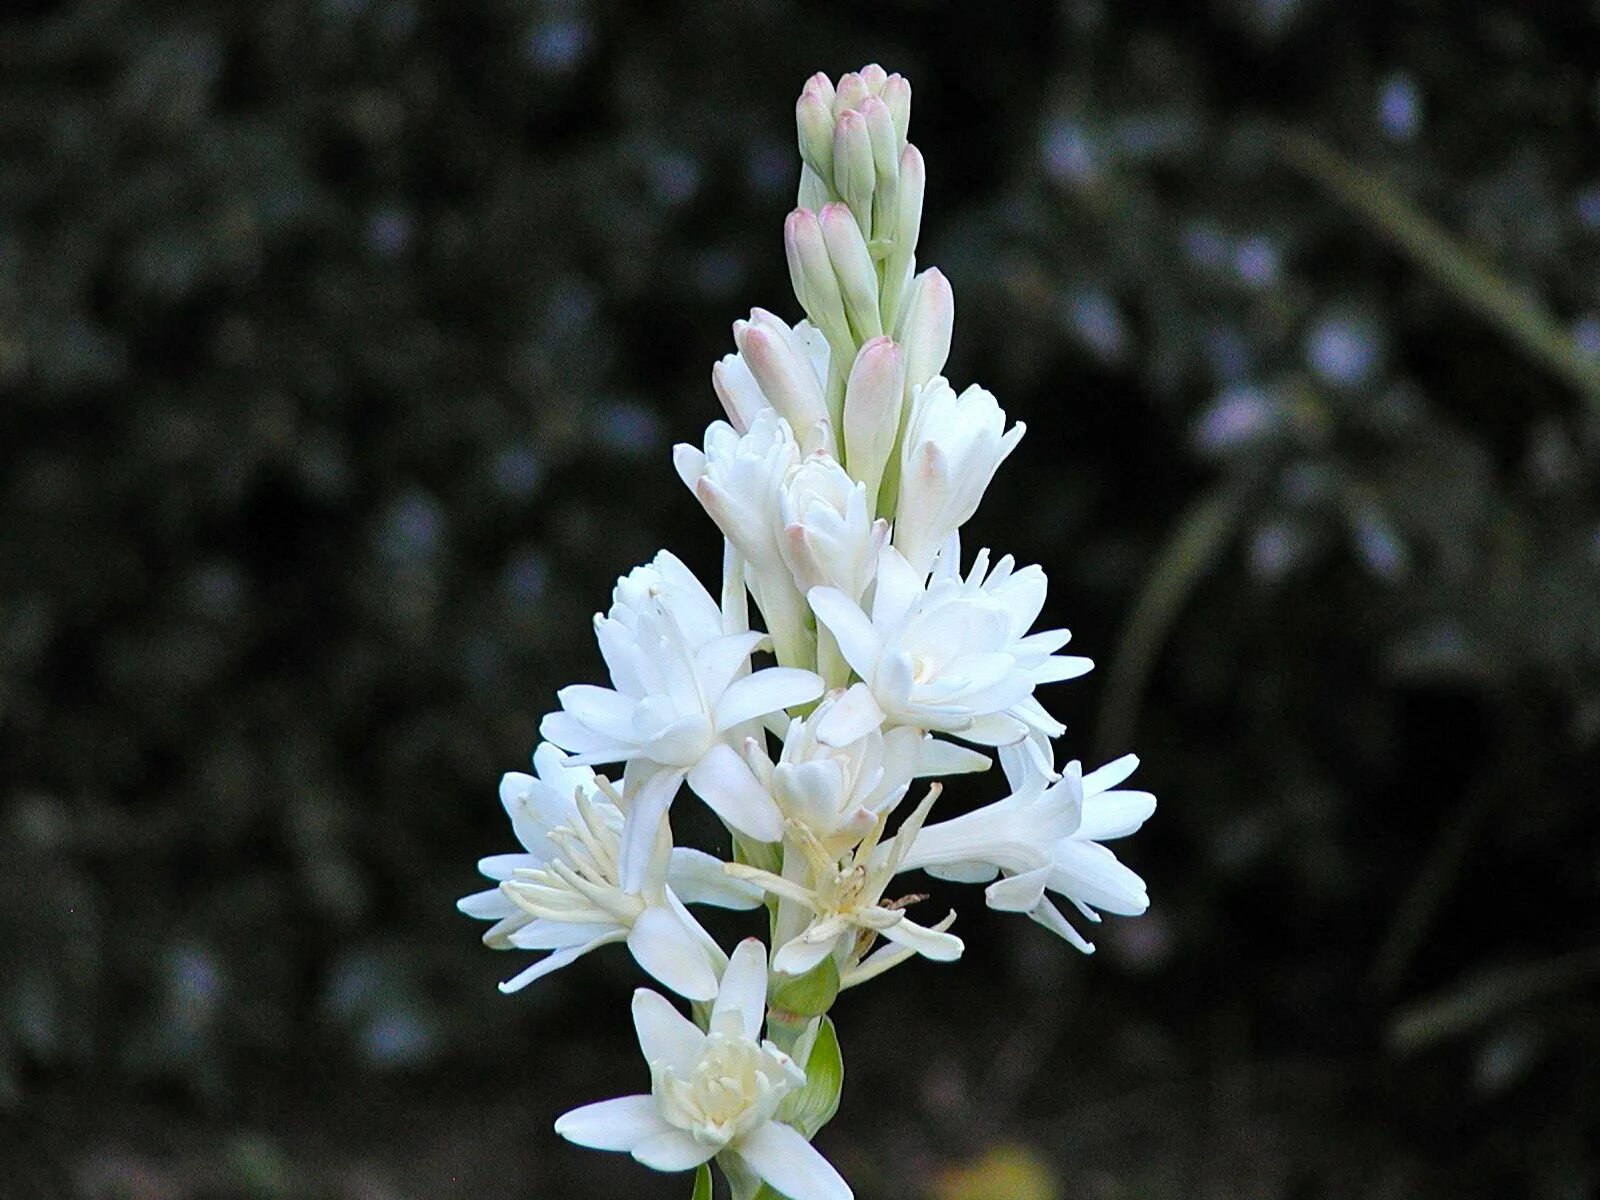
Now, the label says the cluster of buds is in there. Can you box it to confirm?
[460,66,1157,1200]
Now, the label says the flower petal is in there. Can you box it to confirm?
[806,587,882,677]
[631,987,706,1074]
[627,905,720,1002]
[878,915,964,962]
[669,847,765,910]
[712,938,768,1041]
[1077,791,1157,842]
[735,1120,853,1200]
[812,682,885,747]
[554,1095,671,1151]
[497,932,622,994]
[633,1129,718,1172]
[687,743,785,843]
[714,667,824,732]
[984,865,1052,912]
[617,768,685,894]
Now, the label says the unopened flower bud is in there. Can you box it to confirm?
[736,308,832,447]
[896,268,954,391]
[785,208,853,356]
[796,85,836,182]
[841,336,906,513]
[879,142,925,330]
[820,201,882,342]
[832,109,876,235]
[881,73,912,143]
[893,379,1026,574]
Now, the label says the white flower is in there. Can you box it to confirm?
[673,410,816,667]
[893,748,1155,953]
[457,745,764,999]
[711,309,833,448]
[807,538,1091,751]
[555,940,853,1200]
[728,788,963,979]
[892,378,1025,575]
[778,452,888,600]
[540,551,823,890]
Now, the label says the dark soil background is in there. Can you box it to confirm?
[3,1,1598,1197]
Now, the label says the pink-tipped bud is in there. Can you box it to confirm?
[820,201,882,342]
[899,268,954,390]
[785,208,851,353]
[842,335,907,514]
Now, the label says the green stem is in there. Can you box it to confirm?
[1275,127,1600,411]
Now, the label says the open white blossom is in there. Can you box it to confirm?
[673,410,823,668]
[807,537,1092,752]
[892,378,1025,575]
[458,744,763,999]
[778,452,888,601]
[728,788,963,978]
[540,550,823,890]
[555,940,852,1200]
[712,308,833,448]
[894,747,1155,953]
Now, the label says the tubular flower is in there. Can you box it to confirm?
[540,550,823,891]
[807,537,1092,751]
[892,378,1026,575]
[712,308,833,448]
[892,747,1155,953]
[555,941,853,1200]
[727,787,963,979]
[457,745,763,999]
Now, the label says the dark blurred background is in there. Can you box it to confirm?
[3,1,1599,1197]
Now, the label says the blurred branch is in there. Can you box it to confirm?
[1097,482,1250,758]
[1366,776,1498,998]
[1275,128,1600,410]
[1388,948,1600,1054]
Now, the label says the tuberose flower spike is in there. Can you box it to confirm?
[458,65,1157,1200]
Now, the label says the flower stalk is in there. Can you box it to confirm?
[457,65,1159,1200]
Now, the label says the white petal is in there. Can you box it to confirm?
[687,743,785,843]
[539,710,633,763]
[1051,840,1149,915]
[812,682,887,746]
[554,1095,671,1151]
[806,587,882,677]
[633,1130,718,1172]
[475,852,536,881]
[714,667,824,732]
[985,865,1053,912]
[735,1120,853,1200]
[772,932,838,978]
[631,987,706,1074]
[694,631,767,701]
[1032,653,1095,683]
[507,918,620,951]
[1077,791,1157,842]
[669,847,764,909]
[713,938,769,1041]
[913,736,991,776]
[878,915,964,962]
[1082,753,1140,795]
[617,769,685,894]
[627,905,720,1002]
[922,861,1000,885]
[557,684,640,741]
[457,887,518,919]
[1027,895,1095,953]
[497,934,619,994]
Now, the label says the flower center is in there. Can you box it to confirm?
[502,792,645,925]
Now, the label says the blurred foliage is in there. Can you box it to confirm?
[2,0,1598,1197]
